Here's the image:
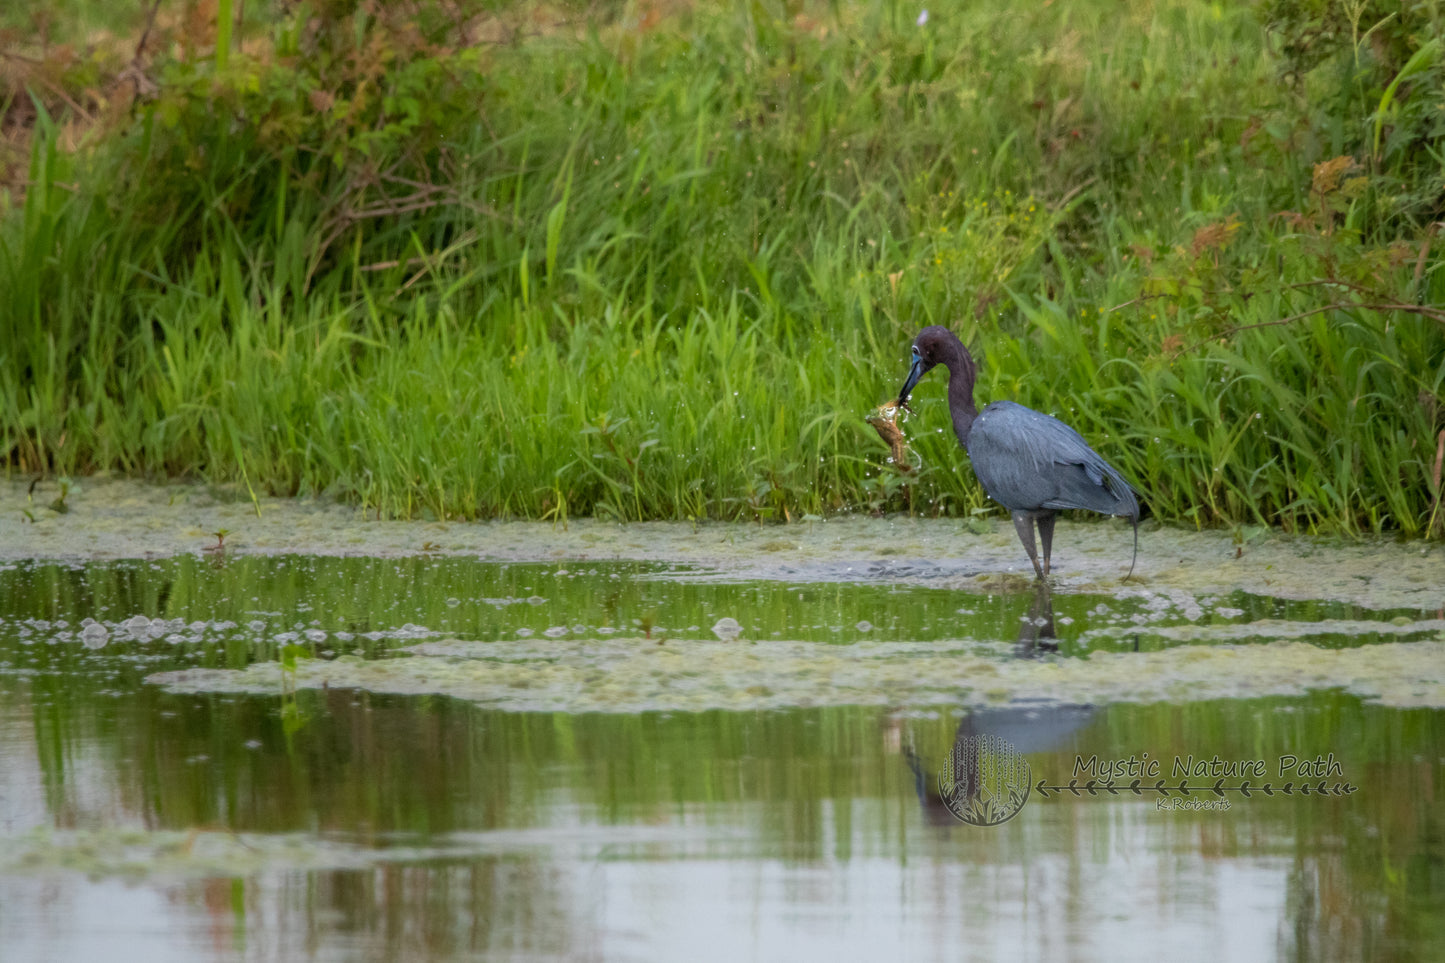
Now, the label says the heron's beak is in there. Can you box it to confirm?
[897,357,927,407]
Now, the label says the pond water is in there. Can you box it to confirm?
[1,483,1443,961]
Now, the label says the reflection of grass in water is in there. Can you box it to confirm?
[0,556,1076,660]
[1,825,686,879]
[4,675,1443,959]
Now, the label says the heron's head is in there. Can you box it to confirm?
[897,325,962,406]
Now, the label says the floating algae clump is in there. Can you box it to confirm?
[0,825,706,880]
[146,637,1445,714]
[8,478,1445,610]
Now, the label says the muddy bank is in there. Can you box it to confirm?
[3,478,1441,609]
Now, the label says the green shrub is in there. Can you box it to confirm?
[1,0,1442,534]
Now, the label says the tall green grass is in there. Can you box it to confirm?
[2,0,1442,533]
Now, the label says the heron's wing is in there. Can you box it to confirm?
[968,401,1138,518]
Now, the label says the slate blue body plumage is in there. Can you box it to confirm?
[898,325,1139,578]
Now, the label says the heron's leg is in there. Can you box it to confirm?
[1011,512,1045,579]
[1036,512,1057,576]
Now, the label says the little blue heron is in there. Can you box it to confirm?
[897,325,1139,579]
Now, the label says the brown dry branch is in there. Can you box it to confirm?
[1049,177,1096,214]
[1105,290,1176,313]
[1434,430,1445,497]
[1431,429,1445,537]
[1170,298,1445,357]
[1414,223,1442,292]
[30,71,95,123]
[306,160,502,292]
[118,0,165,105]
[1284,278,1445,319]
[399,228,481,294]
[357,257,429,273]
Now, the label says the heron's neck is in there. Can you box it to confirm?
[944,347,979,449]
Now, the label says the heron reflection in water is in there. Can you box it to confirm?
[906,586,1095,825]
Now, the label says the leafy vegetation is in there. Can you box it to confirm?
[1,0,1442,534]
